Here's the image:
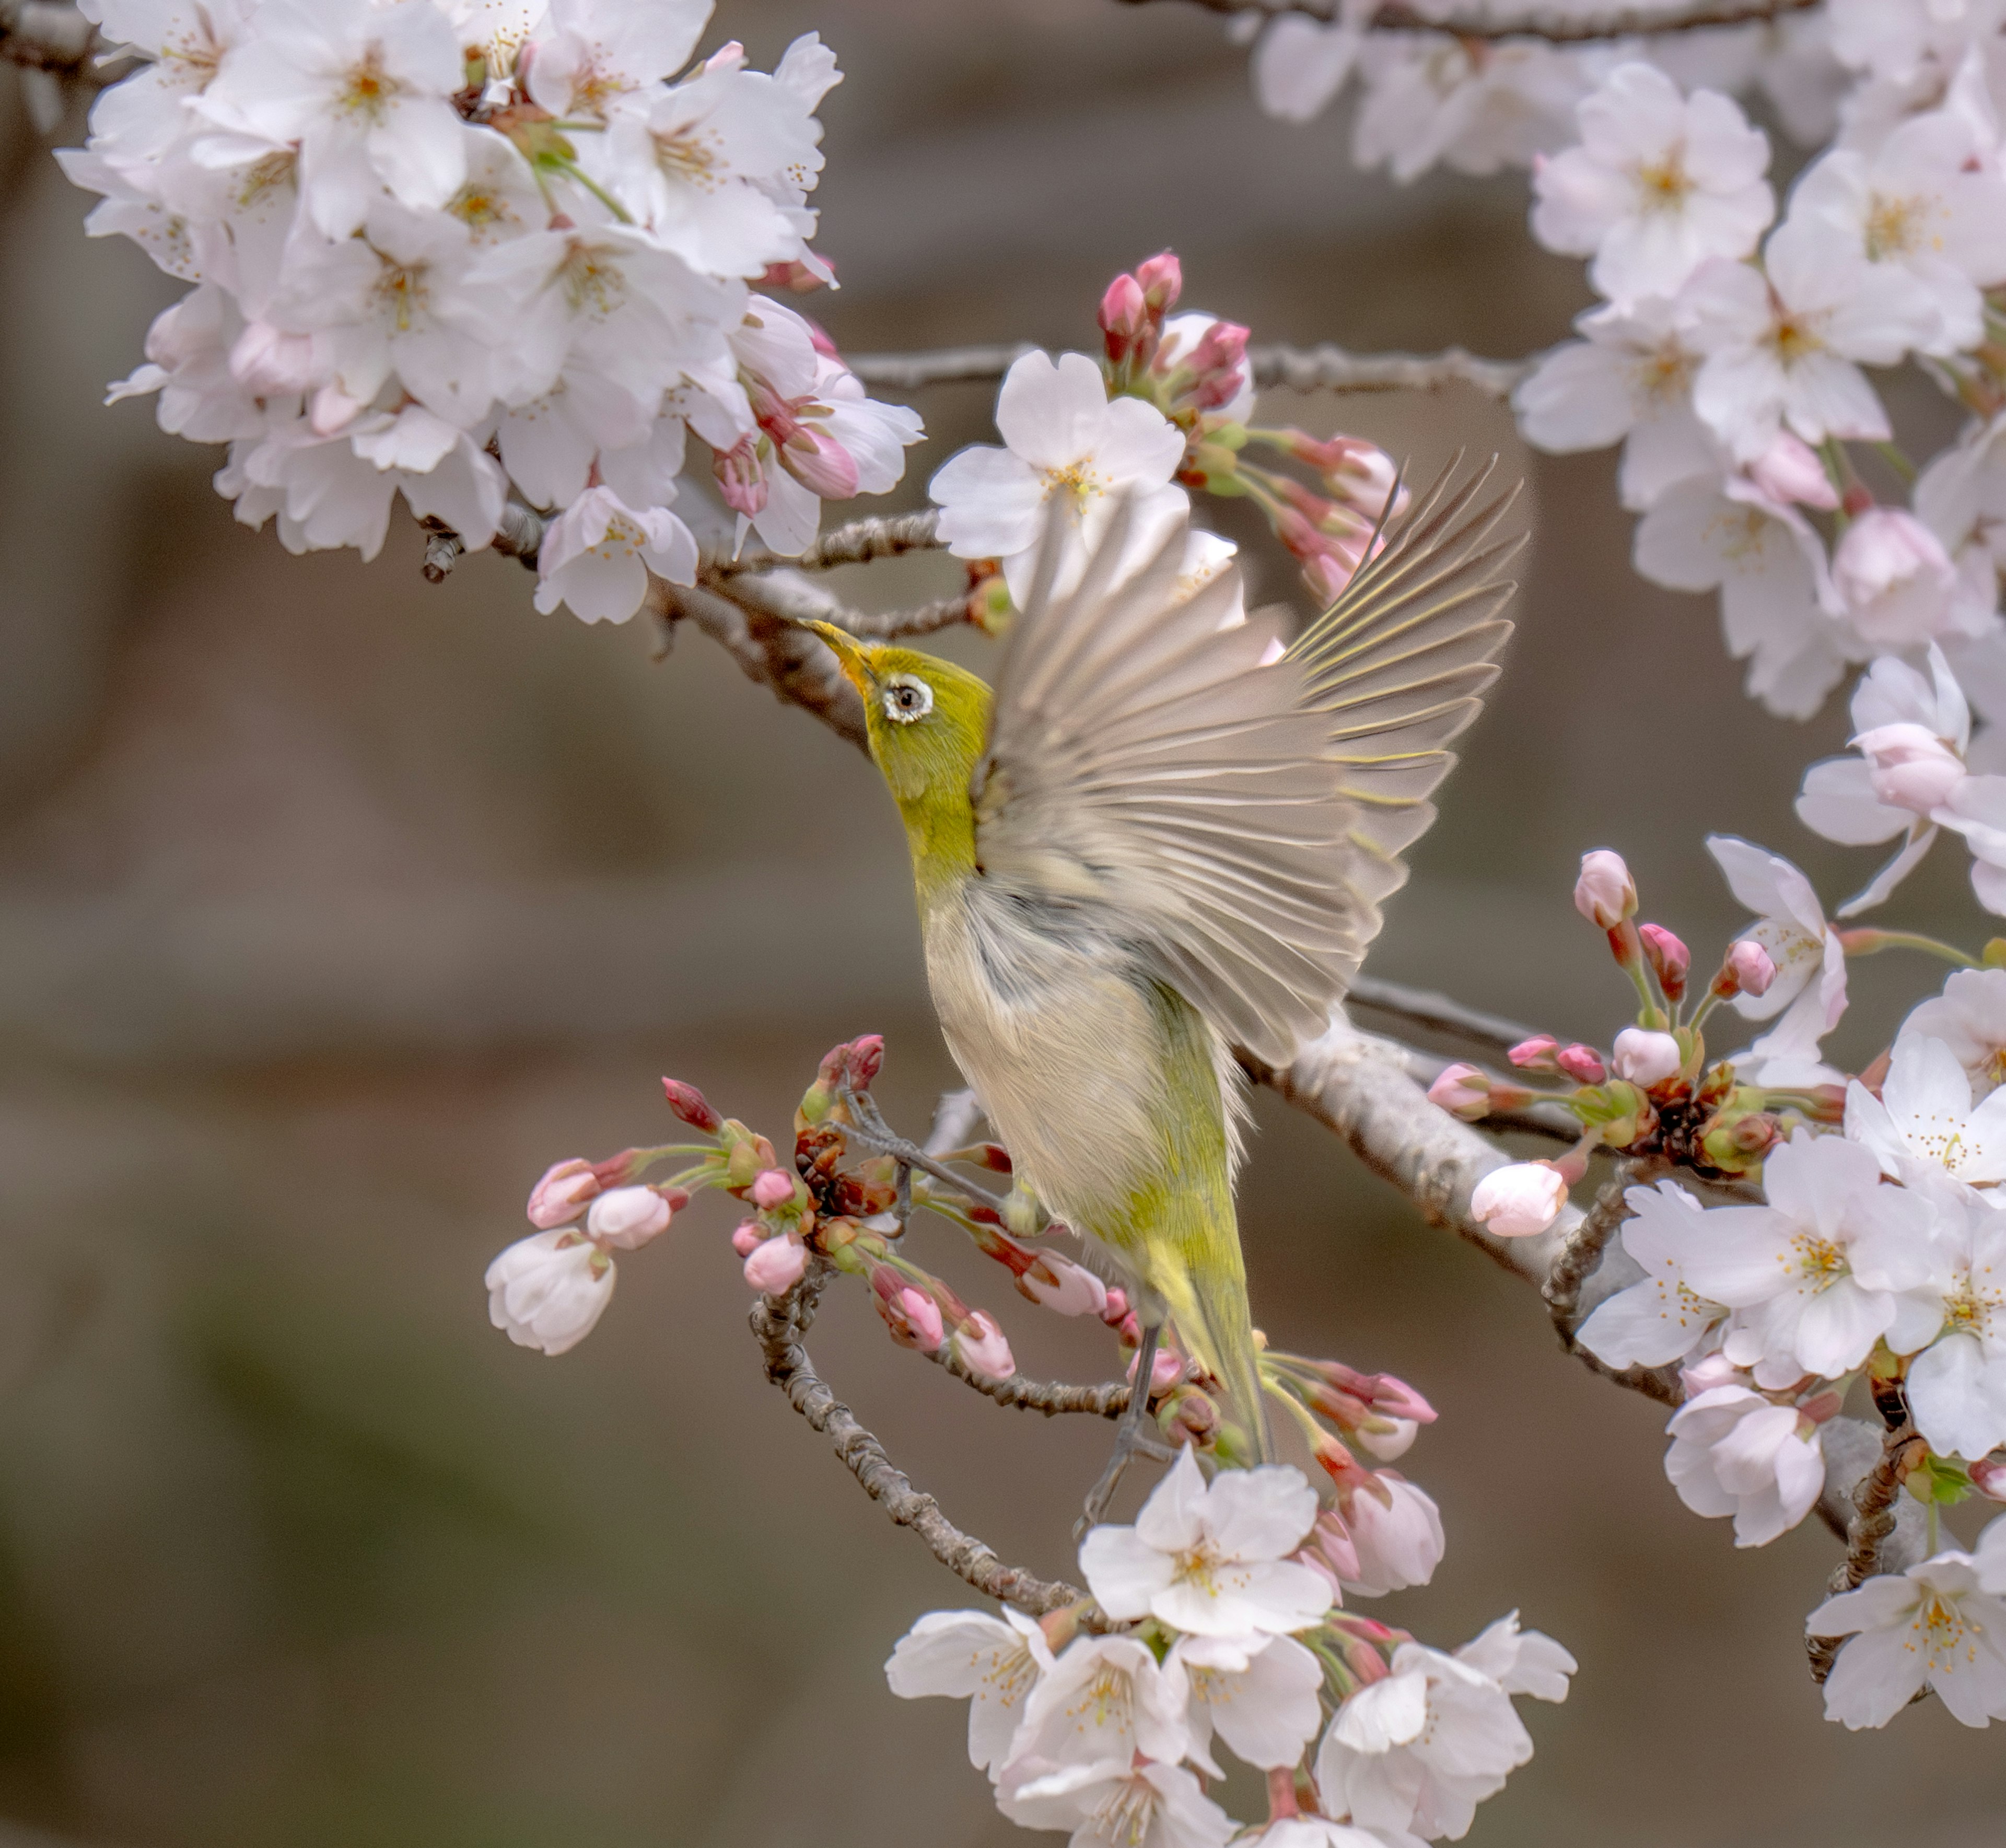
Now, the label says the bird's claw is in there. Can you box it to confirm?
[1074,1417,1175,1539]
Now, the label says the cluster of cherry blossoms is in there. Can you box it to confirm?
[929,252,1404,613]
[486,1035,1569,1827]
[60,0,923,623]
[1430,840,2006,1728]
[889,1448,1573,1846]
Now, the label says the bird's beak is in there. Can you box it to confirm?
[808,621,873,696]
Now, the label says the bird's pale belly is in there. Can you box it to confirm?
[921,885,1169,1241]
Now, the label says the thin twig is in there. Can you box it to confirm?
[660,579,870,748]
[924,1343,1134,1418]
[715,510,947,577]
[846,341,1532,400]
[751,1259,1100,1618]
[1807,1424,1917,1686]
[1543,1162,1642,1334]
[1106,0,1821,40]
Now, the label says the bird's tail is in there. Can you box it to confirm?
[1152,1248,1275,1468]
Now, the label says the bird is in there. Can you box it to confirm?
[810,458,1521,1520]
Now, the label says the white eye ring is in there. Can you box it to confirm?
[882,674,934,724]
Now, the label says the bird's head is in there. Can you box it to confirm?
[811,623,993,874]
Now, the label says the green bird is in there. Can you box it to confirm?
[812,461,1520,1515]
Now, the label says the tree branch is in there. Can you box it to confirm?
[715,510,947,577]
[847,342,1532,400]
[1806,1423,1917,1685]
[752,1258,1102,1618]
[1346,973,1543,1062]
[1104,0,1821,41]
[924,1343,1134,1418]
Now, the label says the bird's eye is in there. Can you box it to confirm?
[882,674,934,724]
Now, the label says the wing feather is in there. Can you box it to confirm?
[973,459,1521,1065]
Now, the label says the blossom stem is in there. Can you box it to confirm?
[1836,928,1979,968]
[556,159,633,224]
[1870,441,1916,485]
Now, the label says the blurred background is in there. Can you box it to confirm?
[1,2,2001,1843]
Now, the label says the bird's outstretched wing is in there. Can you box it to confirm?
[971,457,1522,1067]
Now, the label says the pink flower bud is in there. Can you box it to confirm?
[1426,1062,1490,1120]
[1355,1416,1418,1461]
[586,1185,673,1251]
[1639,923,1690,1002]
[1555,1044,1606,1084]
[750,1169,794,1210]
[1679,1350,1745,1397]
[1573,849,1636,929]
[756,256,833,294]
[1612,1026,1683,1089]
[1135,250,1182,313]
[1309,1509,1361,1586]
[1128,1343,1185,1393]
[713,431,768,516]
[897,1285,945,1351]
[1099,272,1149,367]
[1970,1457,2006,1502]
[527,1158,599,1230]
[744,1233,808,1294]
[661,1078,724,1132]
[1468,1162,1567,1238]
[954,1311,1016,1383]
[1852,721,1966,815]
[1833,509,1960,649]
[779,428,860,501]
[1509,1035,1559,1070]
[1100,1286,1129,1326]
[730,1221,764,1257]
[847,1036,885,1087]
[1721,939,1776,999]
[1021,1254,1109,1317]
[1746,431,1839,511]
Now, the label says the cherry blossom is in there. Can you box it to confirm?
[523,0,710,122]
[1933,775,2006,915]
[1003,1633,1189,1775]
[1512,299,1715,512]
[1338,1474,1445,1597]
[1247,6,1369,125]
[1706,836,1849,1081]
[532,485,698,624]
[1663,1385,1826,1546]
[1468,1162,1567,1238]
[1315,1620,1574,1842]
[1845,1035,2006,1186]
[1832,508,1990,654]
[1797,646,1971,914]
[1676,1130,1934,1385]
[929,349,1186,598]
[998,1757,1235,1848]
[1899,968,2006,1095]
[884,1607,1054,1775]
[485,1227,614,1354]
[1530,63,1774,308]
[1634,476,1856,721]
[1684,232,1938,463]
[1078,1447,1332,1636]
[194,0,469,239]
[1917,411,2006,628]
[1896,1172,2006,1459]
[1164,1632,1324,1774]
[1576,1180,1729,1371]
[1810,1553,2006,1728]
[1351,39,1586,185]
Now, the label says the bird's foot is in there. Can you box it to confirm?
[1074,1416,1176,1539]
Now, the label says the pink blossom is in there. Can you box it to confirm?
[955,1311,1016,1383]
[897,1286,945,1352]
[744,1233,808,1294]
[1342,1473,1446,1596]
[1725,939,1777,998]
[1307,1508,1361,1586]
[1021,1254,1109,1317]
[1427,1062,1490,1119]
[1612,1027,1683,1088]
[1639,923,1690,1001]
[585,1185,673,1251]
[1573,849,1636,928]
[1129,1343,1186,1393]
[1509,1035,1558,1070]
[527,1158,599,1230]
[730,1221,765,1257]
[1469,1163,1568,1238]
[1556,1044,1607,1084]
[1852,722,1967,815]
[750,1169,795,1210]
[1747,432,1839,510]
[1973,1458,2006,1503]
[1832,509,1967,651]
